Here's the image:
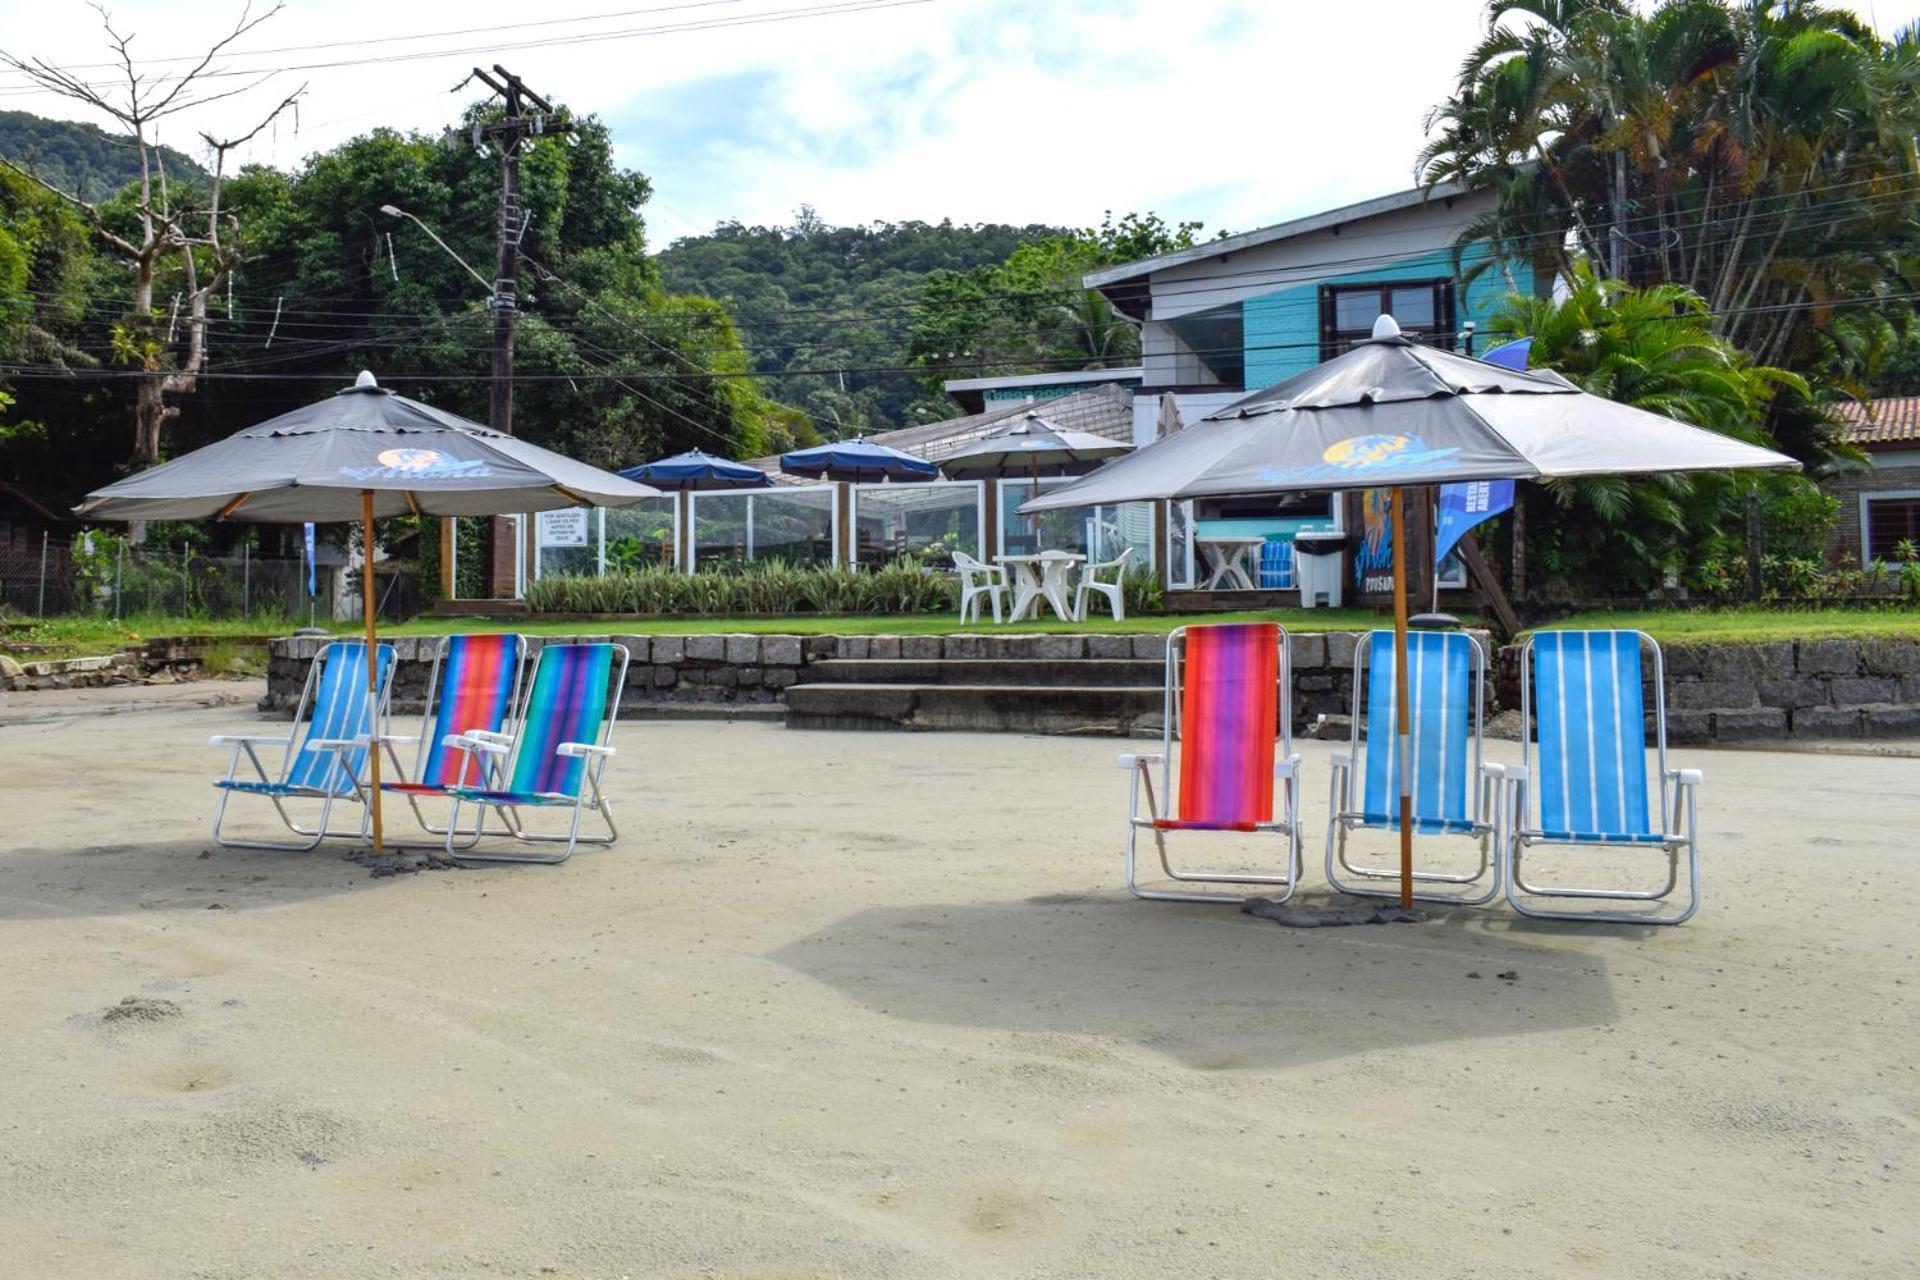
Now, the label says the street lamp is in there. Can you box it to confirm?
[379,204,493,296]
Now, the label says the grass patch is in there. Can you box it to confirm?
[0,613,292,660]
[374,609,1393,637]
[1545,606,1920,643]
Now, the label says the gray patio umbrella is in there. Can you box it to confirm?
[1023,316,1798,905]
[938,410,1132,479]
[77,371,660,853]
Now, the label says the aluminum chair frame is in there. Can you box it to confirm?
[1505,630,1702,925]
[1074,546,1132,622]
[376,633,529,849]
[1325,629,1508,905]
[1119,624,1304,903]
[442,642,631,865]
[209,641,396,852]
[952,551,1008,624]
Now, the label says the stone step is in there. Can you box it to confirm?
[803,658,1162,687]
[784,682,1163,735]
[621,702,787,724]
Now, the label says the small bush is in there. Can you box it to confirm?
[524,559,961,616]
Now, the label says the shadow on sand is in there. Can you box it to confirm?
[770,890,1619,1071]
[0,835,440,921]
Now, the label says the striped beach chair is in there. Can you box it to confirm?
[1325,629,1507,904]
[1118,623,1303,902]
[379,633,527,846]
[1506,630,1702,924]
[210,641,396,851]
[443,642,630,864]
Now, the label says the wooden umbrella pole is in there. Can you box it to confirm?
[362,490,384,854]
[1391,485,1413,909]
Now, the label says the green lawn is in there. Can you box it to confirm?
[11,604,1918,660]
[1543,606,1920,643]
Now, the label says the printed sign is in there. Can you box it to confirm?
[539,508,590,547]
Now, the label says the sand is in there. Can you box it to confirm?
[0,686,1915,1278]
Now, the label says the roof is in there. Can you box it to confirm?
[0,480,68,525]
[1831,397,1920,448]
[745,383,1136,480]
[941,366,1142,413]
[1082,180,1471,292]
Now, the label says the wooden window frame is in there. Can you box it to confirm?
[1318,278,1456,361]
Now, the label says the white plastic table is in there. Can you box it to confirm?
[1196,535,1265,591]
[996,551,1084,621]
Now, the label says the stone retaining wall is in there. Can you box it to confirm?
[264,630,1495,724]
[262,630,1920,742]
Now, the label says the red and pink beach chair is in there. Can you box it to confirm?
[1118,622,1303,902]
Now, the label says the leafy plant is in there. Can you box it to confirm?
[524,558,962,617]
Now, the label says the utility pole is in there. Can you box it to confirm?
[466,65,571,598]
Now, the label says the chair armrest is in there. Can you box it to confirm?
[371,733,419,746]
[1116,752,1164,770]
[209,734,289,747]
[445,733,510,756]
[1480,762,1508,779]
[305,737,366,753]
[1668,768,1704,787]
[1275,753,1300,778]
[556,742,615,759]
[461,728,515,745]
[1502,765,1529,784]
[1329,753,1350,770]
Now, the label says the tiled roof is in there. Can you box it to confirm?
[1831,396,1920,447]
[749,382,1137,479]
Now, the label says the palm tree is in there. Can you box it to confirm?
[1489,262,1809,596]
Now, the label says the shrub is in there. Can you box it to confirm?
[524,559,961,616]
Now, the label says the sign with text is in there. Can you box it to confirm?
[538,508,590,547]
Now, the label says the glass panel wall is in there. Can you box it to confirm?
[689,486,837,571]
[999,477,1155,570]
[851,481,982,568]
[603,498,678,574]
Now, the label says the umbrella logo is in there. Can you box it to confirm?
[339,447,493,481]
[1255,433,1461,485]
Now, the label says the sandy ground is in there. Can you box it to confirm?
[0,686,1915,1279]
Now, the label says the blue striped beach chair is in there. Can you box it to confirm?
[378,632,527,847]
[1325,629,1507,904]
[443,642,630,864]
[1506,630,1702,925]
[209,641,396,851]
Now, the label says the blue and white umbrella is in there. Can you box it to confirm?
[619,448,770,491]
[780,438,938,483]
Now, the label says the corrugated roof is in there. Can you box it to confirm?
[748,383,1137,478]
[1831,396,1920,447]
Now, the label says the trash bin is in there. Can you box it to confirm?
[1292,531,1347,608]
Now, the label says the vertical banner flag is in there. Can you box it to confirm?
[1435,480,1514,567]
[304,522,317,597]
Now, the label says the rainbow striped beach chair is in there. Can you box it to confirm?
[1325,629,1507,904]
[378,633,527,846]
[443,642,630,864]
[1118,623,1303,902]
[1505,630,1702,924]
[209,641,396,851]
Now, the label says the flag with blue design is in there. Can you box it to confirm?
[304,523,316,597]
[1435,480,1514,567]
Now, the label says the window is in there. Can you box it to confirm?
[1319,279,1455,360]
[1864,492,1920,562]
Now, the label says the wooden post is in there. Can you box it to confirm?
[361,490,384,854]
[439,516,455,601]
[1391,485,1412,909]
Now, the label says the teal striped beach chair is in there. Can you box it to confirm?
[1506,630,1702,925]
[443,642,630,864]
[1324,629,1507,904]
[210,641,396,851]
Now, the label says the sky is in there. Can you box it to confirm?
[1,0,1916,244]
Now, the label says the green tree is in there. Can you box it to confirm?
[1489,262,1811,597]
[1423,1,1920,369]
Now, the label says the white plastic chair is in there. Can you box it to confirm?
[953,551,1008,624]
[1074,547,1132,621]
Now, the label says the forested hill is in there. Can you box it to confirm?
[0,110,209,201]
[658,212,1064,432]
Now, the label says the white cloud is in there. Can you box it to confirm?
[1,0,1914,240]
